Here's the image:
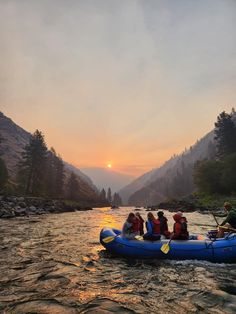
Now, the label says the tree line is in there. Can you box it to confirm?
[0,129,101,202]
[193,109,236,195]
[99,187,122,206]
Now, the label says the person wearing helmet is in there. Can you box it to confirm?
[216,202,236,238]
[171,213,189,240]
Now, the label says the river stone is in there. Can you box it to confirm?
[29,205,37,212]
[18,202,26,208]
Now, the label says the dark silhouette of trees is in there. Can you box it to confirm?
[113,192,122,206]
[100,188,106,200]
[17,130,47,196]
[215,111,236,159]
[66,172,80,200]
[107,187,112,204]
[45,148,65,198]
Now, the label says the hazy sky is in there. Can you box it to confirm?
[1,0,236,176]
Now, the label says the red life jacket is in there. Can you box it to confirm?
[132,217,140,232]
[152,218,161,234]
[173,221,189,239]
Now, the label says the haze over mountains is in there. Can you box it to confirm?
[81,167,134,193]
[119,113,236,205]
[0,112,99,201]
[119,127,218,205]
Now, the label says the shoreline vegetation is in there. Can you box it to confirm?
[146,193,236,214]
[0,195,108,219]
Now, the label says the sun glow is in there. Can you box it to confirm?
[107,163,112,168]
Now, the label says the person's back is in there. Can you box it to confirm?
[171,213,189,240]
[122,212,137,239]
[135,212,144,235]
[157,211,170,238]
[143,212,161,241]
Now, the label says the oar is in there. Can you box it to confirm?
[211,212,220,226]
[102,235,117,243]
[102,234,143,243]
[161,238,172,254]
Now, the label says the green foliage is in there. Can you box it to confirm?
[193,159,224,194]
[221,153,236,193]
[214,111,236,159]
[17,130,47,196]
[0,157,8,190]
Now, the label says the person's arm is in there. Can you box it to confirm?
[220,212,233,226]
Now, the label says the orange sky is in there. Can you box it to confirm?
[1,1,236,176]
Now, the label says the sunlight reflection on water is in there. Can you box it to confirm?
[0,207,236,313]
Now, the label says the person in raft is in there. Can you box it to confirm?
[215,202,236,238]
[157,211,170,238]
[135,212,145,235]
[171,213,189,240]
[122,212,139,239]
[143,212,161,241]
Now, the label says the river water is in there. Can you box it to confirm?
[0,207,236,314]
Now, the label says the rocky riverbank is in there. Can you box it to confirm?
[0,196,95,218]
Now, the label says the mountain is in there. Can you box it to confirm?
[80,167,135,193]
[119,129,216,206]
[0,111,100,202]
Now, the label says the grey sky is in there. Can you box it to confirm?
[0,0,235,175]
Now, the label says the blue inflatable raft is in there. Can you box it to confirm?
[100,227,236,263]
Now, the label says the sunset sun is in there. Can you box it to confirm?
[107,163,112,168]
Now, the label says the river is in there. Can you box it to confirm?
[0,207,236,313]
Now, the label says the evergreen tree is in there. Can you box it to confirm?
[17,130,47,196]
[113,192,122,206]
[214,111,236,159]
[45,148,65,198]
[107,187,112,204]
[66,172,80,200]
[0,158,8,191]
[100,188,106,200]
[193,160,224,194]
[221,153,236,194]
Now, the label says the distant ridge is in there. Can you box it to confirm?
[119,127,217,205]
[80,167,134,193]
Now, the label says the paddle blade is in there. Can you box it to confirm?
[135,235,143,241]
[161,243,170,254]
[102,236,116,243]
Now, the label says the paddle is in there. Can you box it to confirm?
[211,212,220,226]
[161,238,172,254]
[102,235,117,243]
[102,234,143,244]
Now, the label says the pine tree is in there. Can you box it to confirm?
[66,172,80,200]
[113,192,122,206]
[214,111,236,159]
[100,188,106,200]
[17,130,47,196]
[107,187,112,204]
[45,148,65,198]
